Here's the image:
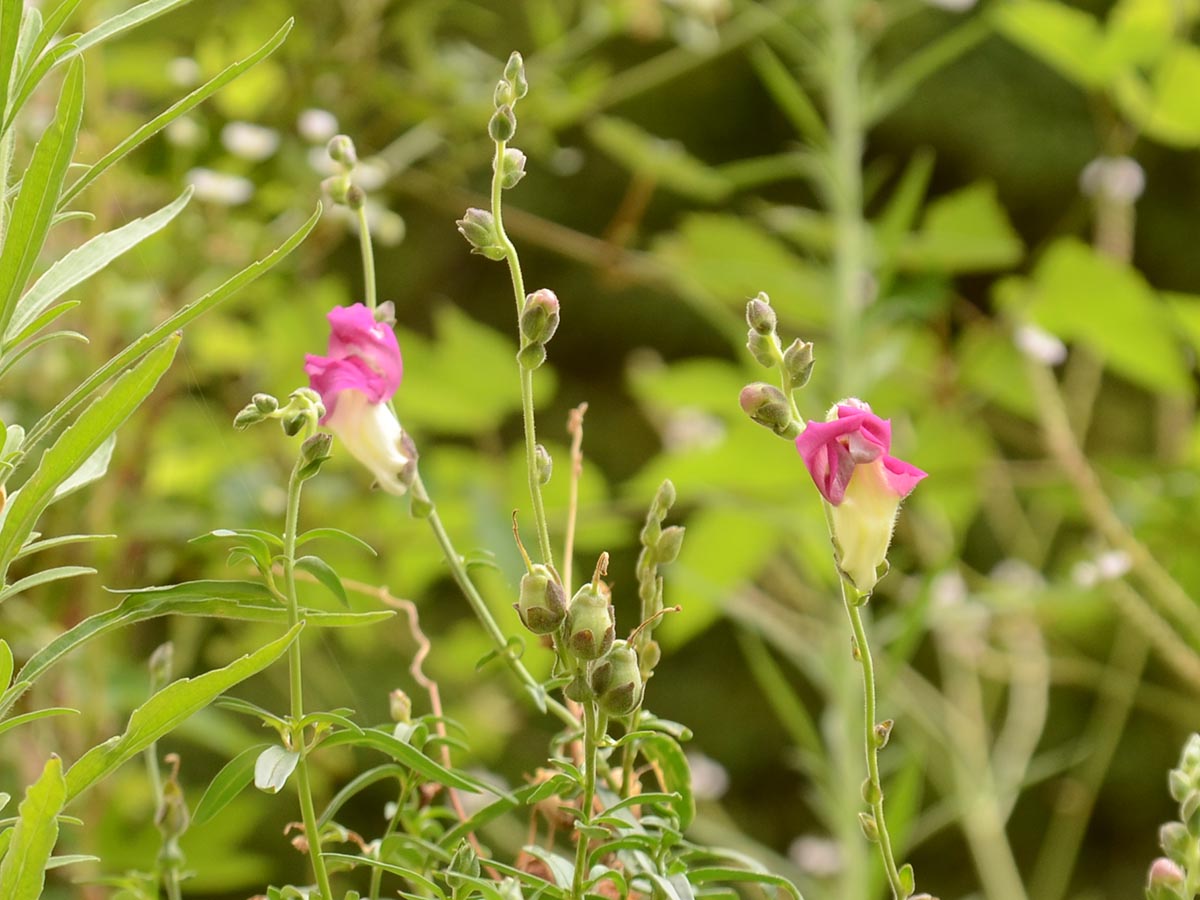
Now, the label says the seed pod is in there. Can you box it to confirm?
[591,640,643,716]
[564,581,614,661]
[656,526,685,565]
[739,383,798,438]
[489,105,517,142]
[520,289,560,345]
[515,564,566,635]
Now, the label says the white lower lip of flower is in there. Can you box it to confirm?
[830,460,903,593]
[326,391,410,495]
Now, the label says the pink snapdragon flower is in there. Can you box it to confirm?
[304,303,412,495]
[795,401,926,592]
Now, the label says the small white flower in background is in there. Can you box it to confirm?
[221,122,280,161]
[186,168,253,206]
[663,408,726,453]
[923,0,977,11]
[788,835,843,877]
[166,56,201,88]
[1080,156,1145,203]
[685,752,729,801]
[354,157,388,191]
[307,145,338,176]
[1014,324,1068,366]
[930,569,968,609]
[298,108,339,143]
[1073,549,1132,587]
[165,116,205,148]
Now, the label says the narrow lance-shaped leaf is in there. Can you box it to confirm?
[0,0,22,120]
[0,756,66,900]
[60,18,292,206]
[0,56,83,336]
[64,623,303,801]
[6,187,193,344]
[22,203,320,457]
[192,743,269,826]
[0,335,179,576]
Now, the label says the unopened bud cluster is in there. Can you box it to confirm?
[518,288,560,370]
[1149,733,1200,899]
[634,479,683,679]
[234,389,330,480]
[740,292,812,440]
[322,134,366,210]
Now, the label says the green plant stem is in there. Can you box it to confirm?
[573,699,600,900]
[283,457,334,900]
[411,474,576,729]
[357,204,377,310]
[825,0,864,398]
[839,577,905,899]
[491,137,554,569]
[369,779,412,900]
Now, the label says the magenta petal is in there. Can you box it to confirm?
[305,354,391,421]
[881,455,927,498]
[324,303,403,398]
[796,419,857,504]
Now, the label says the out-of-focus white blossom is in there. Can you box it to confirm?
[165,116,205,148]
[1080,156,1145,203]
[685,752,729,800]
[1014,324,1068,366]
[788,836,843,877]
[167,56,201,88]
[186,168,254,206]
[298,108,339,143]
[221,122,280,161]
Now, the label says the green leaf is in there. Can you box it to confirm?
[1114,44,1200,147]
[295,555,349,608]
[896,182,1023,273]
[60,18,293,205]
[318,764,406,828]
[3,38,79,136]
[0,707,77,738]
[17,0,82,86]
[0,0,23,121]
[23,203,320,458]
[588,117,733,203]
[0,639,10,690]
[0,335,179,575]
[322,852,446,898]
[1022,238,1190,394]
[2,580,392,718]
[0,329,88,379]
[638,734,695,829]
[2,300,79,351]
[993,0,1109,88]
[63,623,302,801]
[49,434,114,501]
[296,527,376,556]
[0,57,83,337]
[0,566,94,604]
[6,187,193,344]
[748,43,826,146]
[15,532,115,561]
[192,743,269,826]
[253,745,299,794]
[686,868,801,900]
[317,728,496,796]
[0,756,66,900]
[66,0,196,57]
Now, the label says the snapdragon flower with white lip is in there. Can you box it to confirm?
[304,304,413,495]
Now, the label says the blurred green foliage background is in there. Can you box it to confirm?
[8,0,1200,897]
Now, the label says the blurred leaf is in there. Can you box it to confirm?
[2,300,79,353]
[588,117,734,203]
[639,734,695,829]
[897,183,1023,273]
[993,0,1109,88]
[748,43,826,146]
[318,727,498,795]
[654,214,829,326]
[0,58,83,337]
[0,0,22,124]
[1115,44,1200,147]
[955,322,1036,417]
[63,622,302,801]
[323,852,446,898]
[686,867,801,900]
[0,336,179,576]
[67,0,196,57]
[0,639,10,690]
[7,188,193,344]
[0,755,65,900]
[1022,238,1190,394]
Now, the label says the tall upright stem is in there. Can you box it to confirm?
[573,699,600,900]
[491,138,554,568]
[826,0,864,397]
[283,457,334,899]
[839,577,906,899]
[356,205,377,310]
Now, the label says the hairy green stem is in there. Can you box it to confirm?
[491,137,554,568]
[412,474,577,728]
[283,456,334,899]
[840,577,906,898]
[826,0,864,398]
[573,699,600,900]
[357,204,377,310]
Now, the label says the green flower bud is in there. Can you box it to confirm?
[345,183,366,211]
[654,479,676,513]
[746,330,777,369]
[746,293,776,335]
[782,338,815,388]
[1147,857,1185,899]
[1169,769,1190,803]
[739,383,798,438]
[494,79,514,109]
[149,642,173,688]
[252,393,279,413]
[504,51,528,99]
[233,404,264,430]
[655,526,684,565]
[898,865,915,898]
[535,444,552,485]
[389,689,412,724]
[489,105,517,143]
[591,640,644,716]
[858,811,879,843]
[873,719,894,749]
[327,134,358,168]
[515,564,566,635]
[457,207,497,248]
[298,432,334,480]
[499,147,527,189]
[449,842,481,880]
[321,175,351,205]
[517,343,547,370]
[520,289,560,346]
[565,582,614,661]
[155,754,189,840]
[638,639,660,678]
[281,409,307,436]
[861,777,881,805]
